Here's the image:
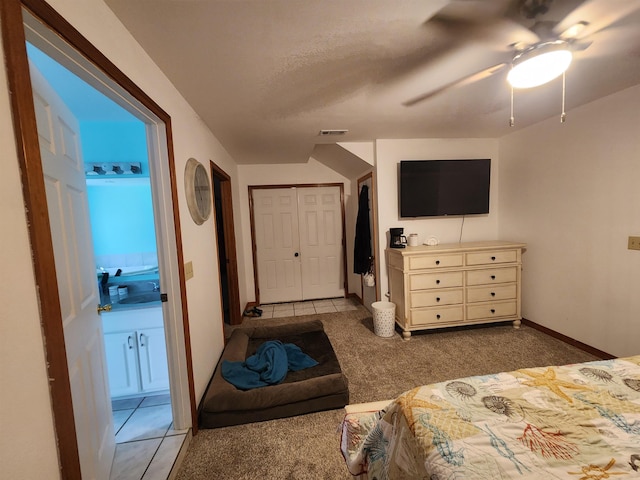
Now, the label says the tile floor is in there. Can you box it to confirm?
[110,393,188,480]
[250,297,360,319]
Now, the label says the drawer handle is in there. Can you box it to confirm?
[490,309,496,314]
[436,297,441,302]
[491,256,496,261]
[436,279,441,284]
[435,260,440,265]
[491,292,496,297]
[436,314,441,319]
[491,275,496,280]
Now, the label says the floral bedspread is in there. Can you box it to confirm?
[341,355,640,479]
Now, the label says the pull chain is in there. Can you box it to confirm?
[560,71,567,123]
[509,85,515,127]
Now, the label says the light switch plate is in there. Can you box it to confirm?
[628,236,640,251]
[185,261,194,280]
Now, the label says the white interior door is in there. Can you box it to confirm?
[253,186,344,304]
[297,186,344,300]
[253,188,303,304]
[31,62,115,479]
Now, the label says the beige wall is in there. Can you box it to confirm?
[373,139,501,298]
[499,84,640,358]
[237,158,352,304]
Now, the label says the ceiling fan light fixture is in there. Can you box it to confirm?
[507,41,572,89]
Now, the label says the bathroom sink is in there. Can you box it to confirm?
[118,292,161,304]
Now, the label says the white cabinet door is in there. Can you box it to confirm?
[137,327,170,392]
[103,331,139,398]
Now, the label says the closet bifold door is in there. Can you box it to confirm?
[252,188,303,304]
[251,186,345,304]
[297,186,344,300]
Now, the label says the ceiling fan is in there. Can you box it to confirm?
[403,0,640,107]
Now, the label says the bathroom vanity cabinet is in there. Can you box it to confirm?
[102,306,169,398]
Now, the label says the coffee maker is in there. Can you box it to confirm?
[390,227,407,248]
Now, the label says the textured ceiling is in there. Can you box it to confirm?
[103,0,640,165]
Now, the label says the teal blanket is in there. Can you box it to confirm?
[221,340,318,390]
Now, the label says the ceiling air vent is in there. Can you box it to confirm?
[319,129,348,136]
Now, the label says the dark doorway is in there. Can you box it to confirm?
[213,175,230,323]
[210,161,242,325]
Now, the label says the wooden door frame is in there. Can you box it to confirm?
[357,171,381,302]
[1,1,196,477]
[210,161,242,325]
[248,183,348,305]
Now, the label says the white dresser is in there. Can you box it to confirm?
[387,241,525,340]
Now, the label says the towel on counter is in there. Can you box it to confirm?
[221,340,319,390]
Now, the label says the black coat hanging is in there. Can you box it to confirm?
[354,184,372,274]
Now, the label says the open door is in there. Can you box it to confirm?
[31,60,115,478]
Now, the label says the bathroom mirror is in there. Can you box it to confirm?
[184,158,212,225]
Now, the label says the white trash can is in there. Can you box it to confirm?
[371,301,396,337]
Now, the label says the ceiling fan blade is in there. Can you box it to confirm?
[430,0,539,47]
[554,0,640,40]
[403,62,507,107]
[434,0,512,22]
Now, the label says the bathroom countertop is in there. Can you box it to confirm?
[100,291,162,311]
[99,277,162,311]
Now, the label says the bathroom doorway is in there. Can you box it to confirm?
[28,38,175,475]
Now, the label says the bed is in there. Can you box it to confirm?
[341,355,640,479]
[200,319,349,428]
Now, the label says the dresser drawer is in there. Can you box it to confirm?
[466,301,517,321]
[410,271,463,290]
[409,254,463,270]
[466,249,518,266]
[466,267,517,286]
[411,305,464,326]
[411,289,463,308]
[466,284,517,303]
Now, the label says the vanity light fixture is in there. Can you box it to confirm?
[85,162,143,176]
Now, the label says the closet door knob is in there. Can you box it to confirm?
[294,252,299,257]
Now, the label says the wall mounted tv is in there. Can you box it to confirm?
[399,159,491,217]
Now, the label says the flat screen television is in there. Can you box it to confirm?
[400,159,491,217]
